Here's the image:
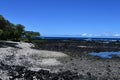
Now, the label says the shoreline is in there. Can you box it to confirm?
[0,40,120,80]
[33,39,120,79]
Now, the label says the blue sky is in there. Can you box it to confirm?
[0,0,120,37]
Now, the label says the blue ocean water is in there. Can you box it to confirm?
[33,36,120,41]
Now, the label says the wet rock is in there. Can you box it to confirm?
[87,72,91,78]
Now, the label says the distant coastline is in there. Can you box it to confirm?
[33,36,120,41]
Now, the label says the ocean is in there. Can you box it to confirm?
[33,36,120,41]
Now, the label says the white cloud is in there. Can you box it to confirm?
[79,33,120,37]
[112,34,120,37]
[81,33,88,36]
[80,33,93,37]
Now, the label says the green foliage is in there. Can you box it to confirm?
[0,29,3,35]
[25,31,40,37]
[0,15,40,41]
[25,31,40,42]
[14,24,25,40]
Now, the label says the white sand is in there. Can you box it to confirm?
[0,41,68,68]
[0,41,68,79]
[40,58,62,66]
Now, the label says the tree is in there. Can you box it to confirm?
[14,24,25,40]
[0,29,3,38]
[0,15,40,41]
[25,31,40,42]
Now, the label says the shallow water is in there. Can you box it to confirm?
[89,51,120,58]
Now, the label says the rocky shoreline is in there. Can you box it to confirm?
[0,61,119,80]
[0,40,120,80]
[0,62,81,80]
[33,39,120,79]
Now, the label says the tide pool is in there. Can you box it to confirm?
[89,51,120,58]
